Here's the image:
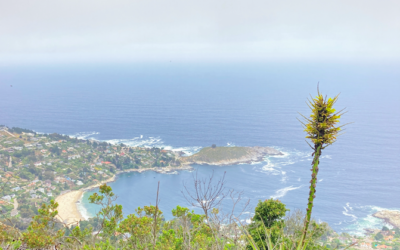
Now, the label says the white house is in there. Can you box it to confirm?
[2,195,11,201]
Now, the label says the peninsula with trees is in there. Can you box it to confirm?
[180,145,283,166]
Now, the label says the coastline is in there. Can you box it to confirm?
[180,146,283,166]
[55,190,85,226]
[372,210,400,228]
[54,165,194,225]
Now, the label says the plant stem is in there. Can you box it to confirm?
[300,144,321,248]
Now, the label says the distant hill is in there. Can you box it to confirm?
[180,146,282,166]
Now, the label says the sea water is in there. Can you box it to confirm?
[1,62,399,235]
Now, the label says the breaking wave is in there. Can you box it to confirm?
[270,185,302,199]
[67,132,202,156]
[340,204,400,236]
[70,131,100,140]
[77,196,92,220]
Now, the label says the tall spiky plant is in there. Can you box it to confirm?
[298,88,346,248]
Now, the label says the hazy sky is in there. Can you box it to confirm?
[1,0,399,64]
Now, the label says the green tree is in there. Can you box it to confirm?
[44,170,55,181]
[253,199,288,228]
[117,210,153,248]
[375,232,384,241]
[88,184,123,241]
[22,200,64,249]
[247,199,288,249]
[395,228,400,237]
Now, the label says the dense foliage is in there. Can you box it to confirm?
[0,184,333,249]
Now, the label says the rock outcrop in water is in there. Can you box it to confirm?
[180,146,283,166]
[373,210,400,228]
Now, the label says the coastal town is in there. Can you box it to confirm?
[0,126,399,249]
[0,126,184,228]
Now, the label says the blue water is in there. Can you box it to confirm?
[1,62,400,235]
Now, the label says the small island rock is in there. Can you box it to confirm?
[180,146,283,166]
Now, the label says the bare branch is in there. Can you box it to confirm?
[182,170,228,219]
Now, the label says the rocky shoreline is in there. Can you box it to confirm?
[373,210,400,228]
[180,146,283,166]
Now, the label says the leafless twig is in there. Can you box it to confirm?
[182,170,227,220]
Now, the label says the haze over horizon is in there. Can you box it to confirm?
[1,0,400,65]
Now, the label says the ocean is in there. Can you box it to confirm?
[1,61,399,235]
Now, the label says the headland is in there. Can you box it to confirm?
[180,146,283,166]
[373,210,400,228]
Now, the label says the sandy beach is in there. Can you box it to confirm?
[55,190,84,226]
[54,175,116,226]
[54,166,192,226]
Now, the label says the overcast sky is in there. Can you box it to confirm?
[1,0,399,64]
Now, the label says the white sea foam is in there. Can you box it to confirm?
[342,203,358,222]
[270,185,302,199]
[70,131,100,140]
[280,161,296,166]
[342,210,357,222]
[280,171,287,183]
[261,161,281,175]
[269,149,290,158]
[164,171,179,175]
[357,204,400,213]
[77,198,92,220]
[340,204,400,236]
[249,161,263,165]
[102,135,202,156]
[346,203,353,211]
[167,146,202,156]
